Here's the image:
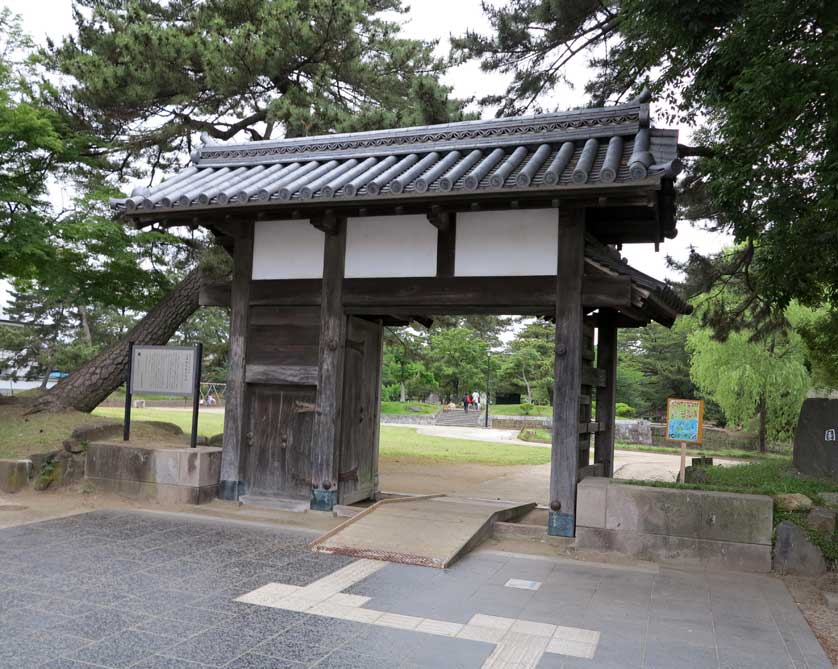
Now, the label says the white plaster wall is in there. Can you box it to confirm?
[345,215,437,278]
[252,220,324,280]
[455,209,558,276]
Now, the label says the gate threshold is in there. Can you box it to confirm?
[310,495,536,568]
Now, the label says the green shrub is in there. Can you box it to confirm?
[616,402,636,418]
[519,402,535,416]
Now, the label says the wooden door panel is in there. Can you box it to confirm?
[338,317,381,504]
[247,384,315,499]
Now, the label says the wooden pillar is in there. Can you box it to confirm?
[548,205,585,537]
[594,310,618,477]
[219,222,254,500]
[310,213,347,510]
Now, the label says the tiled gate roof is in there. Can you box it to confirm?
[114,98,680,216]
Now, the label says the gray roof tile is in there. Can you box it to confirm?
[113,98,680,215]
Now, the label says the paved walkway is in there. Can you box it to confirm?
[0,511,829,668]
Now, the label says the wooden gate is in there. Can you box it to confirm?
[338,317,383,505]
[246,384,316,499]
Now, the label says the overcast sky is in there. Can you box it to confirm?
[0,0,730,316]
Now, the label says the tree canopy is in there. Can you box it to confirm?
[48,0,464,171]
[454,0,838,333]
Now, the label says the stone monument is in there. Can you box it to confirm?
[793,398,838,480]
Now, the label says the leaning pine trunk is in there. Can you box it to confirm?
[30,268,203,414]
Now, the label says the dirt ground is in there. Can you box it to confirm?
[784,574,838,665]
[380,458,551,504]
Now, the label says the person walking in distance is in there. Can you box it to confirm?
[472,390,481,413]
[463,393,470,413]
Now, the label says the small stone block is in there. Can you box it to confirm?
[509,620,556,637]
[468,614,516,631]
[376,613,423,630]
[0,459,31,493]
[806,507,836,534]
[824,591,838,611]
[340,607,384,624]
[576,477,608,529]
[415,619,464,637]
[547,638,597,659]
[457,624,507,644]
[553,626,600,645]
[505,579,541,591]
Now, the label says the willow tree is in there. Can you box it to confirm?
[34,0,463,412]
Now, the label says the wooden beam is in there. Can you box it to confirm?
[310,215,347,511]
[581,366,607,388]
[594,310,618,477]
[435,213,456,278]
[199,275,632,312]
[549,205,585,537]
[245,364,318,386]
[219,222,254,501]
[426,205,452,231]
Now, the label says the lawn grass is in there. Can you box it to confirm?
[379,426,550,465]
[488,404,552,416]
[93,407,224,437]
[380,401,438,416]
[518,426,786,461]
[0,402,198,459]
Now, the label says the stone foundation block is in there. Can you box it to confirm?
[575,478,774,572]
[85,442,221,505]
[0,459,31,493]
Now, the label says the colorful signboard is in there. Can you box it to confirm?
[666,398,704,444]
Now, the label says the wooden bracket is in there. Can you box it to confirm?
[311,210,340,235]
[426,205,451,231]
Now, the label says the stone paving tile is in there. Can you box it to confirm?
[69,630,174,668]
[346,626,494,668]
[160,624,267,667]
[52,606,150,641]
[0,604,73,636]
[312,649,412,668]
[129,654,211,668]
[1,510,834,669]
[253,618,365,664]
[40,659,105,669]
[226,651,305,668]
[131,615,215,639]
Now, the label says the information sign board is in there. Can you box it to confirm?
[124,342,203,448]
[666,398,704,444]
[131,345,197,396]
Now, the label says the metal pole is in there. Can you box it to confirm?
[190,343,203,449]
[484,349,490,428]
[123,341,134,441]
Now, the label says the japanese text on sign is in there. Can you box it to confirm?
[666,398,704,444]
[131,346,196,396]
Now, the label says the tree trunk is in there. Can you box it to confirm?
[521,362,532,403]
[30,268,203,414]
[399,381,406,403]
[78,304,93,345]
[758,391,767,453]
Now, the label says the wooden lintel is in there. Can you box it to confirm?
[245,364,318,386]
[199,275,633,312]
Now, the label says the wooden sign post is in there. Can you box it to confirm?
[124,343,203,448]
[665,398,704,483]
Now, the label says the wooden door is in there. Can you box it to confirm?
[338,317,382,504]
[246,384,315,499]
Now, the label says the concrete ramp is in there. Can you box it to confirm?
[311,495,536,568]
